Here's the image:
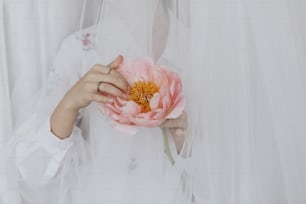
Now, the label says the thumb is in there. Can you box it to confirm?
[108,55,123,69]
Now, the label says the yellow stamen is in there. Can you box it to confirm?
[128,81,160,113]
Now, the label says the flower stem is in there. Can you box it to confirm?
[161,128,175,165]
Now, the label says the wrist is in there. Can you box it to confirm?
[50,98,79,140]
[61,96,80,113]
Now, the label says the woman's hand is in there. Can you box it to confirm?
[62,55,129,112]
[162,111,188,153]
[51,55,129,139]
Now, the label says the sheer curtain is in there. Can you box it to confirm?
[0,0,306,203]
[191,0,306,203]
[0,0,11,143]
[2,0,84,126]
[0,1,12,201]
[0,3,85,200]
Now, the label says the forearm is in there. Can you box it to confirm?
[50,56,126,140]
[50,99,78,140]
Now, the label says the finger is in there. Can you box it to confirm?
[86,71,129,93]
[99,74,129,93]
[107,55,123,69]
[97,82,127,98]
[91,64,112,74]
[91,93,114,104]
[86,71,114,82]
[91,55,123,74]
[108,68,124,77]
[91,67,123,78]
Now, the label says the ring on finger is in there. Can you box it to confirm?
[97,81,104,92]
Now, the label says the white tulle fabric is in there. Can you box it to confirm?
[191,0,306,203]
[4,1,198,204]
[2,0,306,204]
[0,0,13,202]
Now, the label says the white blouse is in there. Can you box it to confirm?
[9,12,202,204]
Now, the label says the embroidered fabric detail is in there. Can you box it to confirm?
[77,32,95,51]
[128,157,138,173]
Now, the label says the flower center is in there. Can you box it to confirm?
[128,81,160,113]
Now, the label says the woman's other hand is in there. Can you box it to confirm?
[161,111,188,153]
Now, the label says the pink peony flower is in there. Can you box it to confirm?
[100,57,185,134]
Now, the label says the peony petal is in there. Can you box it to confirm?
[104,103,121,115]
[118,61,134,82]
[162,90,171,112]
[119,57,154,83]
[122,101,141,116]
[169,80,176,97]
[152,67,168,87]
[101,57,186,131]
[166,97,185,119]
[151,109,166,120]
[136,109,160,119]
[129,117,165,128]
[133,58,154,81]
[170,89,185,109]
[149,93,161,110]
[167,72,182,97]
[118,115,130,124]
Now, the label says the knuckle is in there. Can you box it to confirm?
[90,71,100,80]
[118,79,126,87]
[84,82,92,90]
[84,74,93,82]
[90,93,96,101]
[97,95,107,103]
[92,64,101,70]
[110,69,120,76]
[107,74,116,82]
[87,72,95,79]
[100,96,108,103]
[114,77,127,89]
[114,88,122,96]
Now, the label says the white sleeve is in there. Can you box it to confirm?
[11,34,86,194]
